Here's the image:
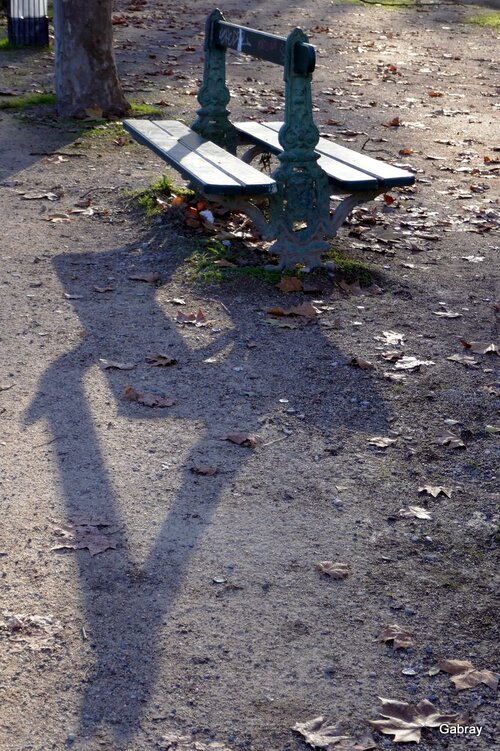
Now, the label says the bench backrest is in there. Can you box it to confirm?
[210,19,316,76]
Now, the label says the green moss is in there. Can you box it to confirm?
[468,12,500,29]
[129,102,165,117]
[0,92,55,109]
[323,248,373,285]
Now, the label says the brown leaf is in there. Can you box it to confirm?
[0,612,63,651]
[375,330,405,346]
[386,116,401,127]
[378,624,414,649]
[370,698,462,743]
[123,385,175,408]
[292,717,350,749]
[267,306,288,317]
[460,339,499,355]
[418,485,452,499]
[381,350,404,362]
[368,436,397,448]
[99,359,135,370]
[348,357,375,370]
[176,308,207,326]
[267,302,319,318]
[399,506,432,520]
[190,465,218,476]
[225,432,261,448]
[447,354,479,368]
[316,561,350,579]
[161,732,232,751]
[51,520,119,557]
[438,659,499,691]
[146,353,178,367]
[277,276,303,293]
[394,356,435,370]
[289,302,320,318]
[433,310,462,319]
[436,431,465,449]
[129,272,160,283]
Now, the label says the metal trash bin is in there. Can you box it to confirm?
[8,1,49,47]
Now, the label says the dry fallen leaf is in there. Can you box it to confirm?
[267,302,319,318]
[460,339,499,355]
[128,272,160,283]
[316,561,350,579]
[277,276,303,293]
[433,310,462,319]
[447,353,479,368]
[418,485,452,498]
[176,309,207,326]
[225,432,260,448]
[161,732,231,751]
[399,506,432,520]
[292,717,350,749]
[381,350,404,362]
[146,353,178,367]
[94,286,114,293]
[368,436,397,448]
[394,356,435,371]
[123,385,175,408]
[377,624,414,649]
[99,359,135,370]
[375,331,405,346]
[51,519,119,557]
[369,698,461,743]
[0,611,63,651]
[190,465,218,476]
[438,659,499,691]
[436,431,465,449]
[348,357,375,370]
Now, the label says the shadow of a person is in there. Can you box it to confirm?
[24,235,390,744]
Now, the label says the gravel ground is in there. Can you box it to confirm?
[0,2,498,750]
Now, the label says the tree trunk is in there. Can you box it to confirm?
[54,0,129,119]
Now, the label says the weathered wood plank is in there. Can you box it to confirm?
[154,121,276,191]
[234,121,381,191]
[261,122,415,188]
[123,120,276,195]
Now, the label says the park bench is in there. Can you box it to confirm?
[123,9,415,269]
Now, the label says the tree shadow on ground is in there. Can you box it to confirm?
[24,229,391,745]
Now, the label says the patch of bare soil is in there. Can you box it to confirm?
[0,2,498,750]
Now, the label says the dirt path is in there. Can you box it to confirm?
[0,2,498,750]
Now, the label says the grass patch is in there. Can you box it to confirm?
[0,92,55,110]
[467,12,500,29]
[133,175,194,217]
[186,241,282,285]
[323,248,373,285]
[129,102,165,117]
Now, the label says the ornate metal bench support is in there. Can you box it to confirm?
[191,9,239,154]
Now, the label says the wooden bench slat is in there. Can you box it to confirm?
[234,121,414,190]
[267,123,414,188]
[123,120,276,196]
[234,121,379,191]
[154,121,277,191]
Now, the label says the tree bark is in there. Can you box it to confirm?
[54,0,129,119]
